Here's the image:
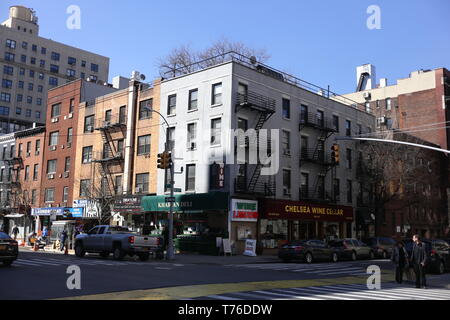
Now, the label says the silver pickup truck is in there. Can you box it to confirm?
[75,225,164,261]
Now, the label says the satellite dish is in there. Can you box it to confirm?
[249,56,257,65]
[140,74,146,81]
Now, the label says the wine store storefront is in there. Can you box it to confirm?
[258,199,354,254]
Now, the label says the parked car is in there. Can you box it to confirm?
[329,238,375,261]
[405,239,450,274]
[75,225,164,261]
[363,237,396,259]
[278,239,339,264]
[0,232,18,266]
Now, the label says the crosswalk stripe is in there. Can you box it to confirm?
[273,287,378,300]
[305,267,362,274]
[225,291,274,300]
[311,286,415,300]
[378,288,450,299]
[15,260,48,266]
[206,295,242,300]
[19,259,60,266]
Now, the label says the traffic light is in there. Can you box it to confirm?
[331,144,340,164]
[157,151,173,169]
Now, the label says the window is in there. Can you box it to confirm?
[332,115,339,132]
[212,83,222,105]
[346,148,352,169]
[36,98,42,106]
[317,175,325,199]
[45,188,55,202]
[16,94,23,102]
[21,55,26,63]
[300,173,309,198]
[27,96,32,104]
[167,94,176,115]
[0,106,9,116]
[33,164,39,181]
[19,68,25,76]
[47,160,57,174]
[16,107,22,115]
[50,64,59,74]
[4,52,15,62]
[282,130,290,154]
[114,176,123,194]
[3,65,13,75]
[49,131,59,146]
[81,60,86,67]
[26,141,31,154]
[68,57,77,66]
[300,105,308,123]
[345,120,351,136]
[2,79,12,89]
[41,47,47,55]
[30,57,36,65]
[139,99,152,119]
[347,180,353,203]
[84,115,94,132]
[31,190,37,205]
[6,39,16,48]
[283,169,291,196]
[26,109,31,117]
[117,140,124,153]
[334,178,340,201]
[80,72,85,79]
[0,92,11,102]
[28,82,33,90]
[18,81,24,89]
[91,63,99,72]
[25,165,30,181]
[119,106,126,124]
[22,41,28,49]
[187,123,197,149]
[32,44,37,52]
[62,186,69,203]
[64,157,71,172]
[105,109,112,122]
[80,180,91,197]
[365,102,371,113]
[135,173,149,193]
[186,164,196,191]
[167,127,175,150]
[386,98,392,111]
[40,60,45,68]
[51,52,60,61]
[82,146,93,163]
[66,69,76,77]
[211,118,221,145]
[36,139,41,153]
[67,128,73,144]
[188,89,198,110]
[49,77,58,86]
[316,110,324,127]
[137,135,151,155]
[18,143,23,157]
[38,85,43,92]
[36,111,41,119]
[282,98,290,119]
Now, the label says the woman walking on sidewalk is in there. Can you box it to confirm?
[391,241,409,284]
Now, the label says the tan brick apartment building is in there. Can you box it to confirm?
[40,79,116,210]
[72,77,160,228]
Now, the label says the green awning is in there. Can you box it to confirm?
[142,192,229,212]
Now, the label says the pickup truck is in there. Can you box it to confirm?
[75,225,164,261]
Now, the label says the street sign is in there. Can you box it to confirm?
[165,197,176,203]
[173,188,182,193]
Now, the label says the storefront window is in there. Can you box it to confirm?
[260,219,288,249]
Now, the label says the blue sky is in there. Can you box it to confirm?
[1,0,449,94]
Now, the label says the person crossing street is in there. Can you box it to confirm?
[410,234,428,289]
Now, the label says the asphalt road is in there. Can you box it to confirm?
[1,250,448,300]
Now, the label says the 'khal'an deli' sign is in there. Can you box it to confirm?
[231,199,258,222]
[261,199,353,222]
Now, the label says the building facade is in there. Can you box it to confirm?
[142,54,375,254]
[0,5,109,134]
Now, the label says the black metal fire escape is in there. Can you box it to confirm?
[299,112,338,202]
[93,116,126,197]
[235,90,276,196]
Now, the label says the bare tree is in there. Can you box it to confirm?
[158,38,270,77]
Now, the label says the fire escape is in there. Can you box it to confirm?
[93,115,126,198]
[299,112,338,202]
[235,90,276,196]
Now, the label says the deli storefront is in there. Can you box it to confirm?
[258,199,354,254]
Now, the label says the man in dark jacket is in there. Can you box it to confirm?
[60,229,68,251]
[410,235,427,289]
[391,241,409,284]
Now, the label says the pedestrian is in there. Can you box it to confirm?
[12,225,19,241]
[410,234,428,289]
[60,229,68,251]
[42,226,49,245]
[391,241,409,284]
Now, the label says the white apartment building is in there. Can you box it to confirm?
[0,5,109,134]
[150,53,375,254]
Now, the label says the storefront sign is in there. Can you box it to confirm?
[261,199,353,222]
[231,199,258,222]
[243,239,257,257]
[31,208,65,216]
[73,200,101,219]
[210,163,225,189]
[142,192,229,212]
[113,196,143,214]
[63,208,83,218]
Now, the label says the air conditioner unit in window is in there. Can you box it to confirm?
[26,152,31,157]
[47,174,55,180]
[50,146,57,151]
[283,187,291,196]
[87,126,93,132]
[68,113,73,119]
[190,142,196,150]
[135,187,141,193]
[103,121,111,127]
[61,145,65,149]
[51,117,59,123]
[35,151,40,156]
[67,143,71,148]
[64,172,69,178]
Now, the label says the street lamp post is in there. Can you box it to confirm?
[143,107,175,260]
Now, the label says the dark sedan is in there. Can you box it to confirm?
[0,232,18,266]
[278,239,339,264]
[329,238,375,261]
[405,239,450,274]
[363,237,396,259]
